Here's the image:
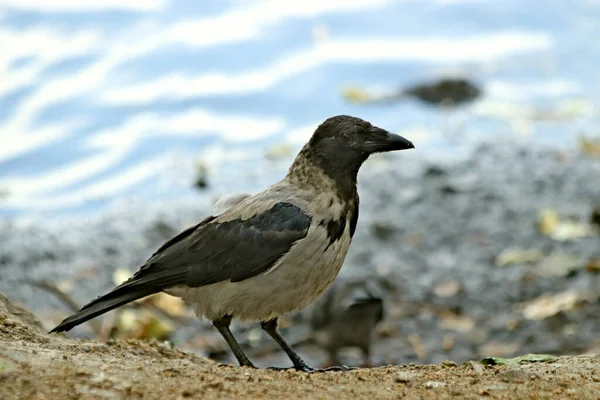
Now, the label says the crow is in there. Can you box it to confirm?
[50,115,414,372]
[308,276,388,367]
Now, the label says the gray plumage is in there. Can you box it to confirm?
[50,115,414,372]
[308,276,388,367]
[212,193,251,215]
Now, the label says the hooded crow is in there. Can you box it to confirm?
[308,276,388,367]
[50,115,414,372]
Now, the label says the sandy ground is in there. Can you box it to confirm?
[1,293,599,400]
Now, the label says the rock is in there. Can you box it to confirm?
[371,221,396,241]
[193,160,209,189]
[395,371,413,383]
[496,368,539,383]
[0,292,46,341]
[591,204,600,227]
[423,165,447,178]
[465,360,485,375]
[403,78,482,107]
[424,380,446,388]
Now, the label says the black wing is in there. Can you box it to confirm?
[150,215,216,257]
[50,202,311,332]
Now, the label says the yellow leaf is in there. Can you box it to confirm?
[341,86,372,104]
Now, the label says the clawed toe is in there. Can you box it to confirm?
[267,364,355,373]
[267,366,295,372]
[316,365,357,372]
[267,365,316,372]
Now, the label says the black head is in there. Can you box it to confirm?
[305,115,414,171]
[289,115,413,200]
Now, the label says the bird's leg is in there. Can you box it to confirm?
[325,348,341,368]
[212,315,255,368]
[360,346,373,368]
[260,318,314,372]
[261,318,355,372]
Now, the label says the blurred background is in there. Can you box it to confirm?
[0,0,599,368]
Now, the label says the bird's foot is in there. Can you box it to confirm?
[267,364,356,373]
[319,365,357,372]
[218,362,257,369]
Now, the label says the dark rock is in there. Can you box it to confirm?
[403,77,482,107]
[591,204,600,227]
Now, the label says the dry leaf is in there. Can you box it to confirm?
[408,333,428,361]
[56,280,74,293]
[139,312,174,340]
[578,136,600,157]
[522,291,581,320]
[549,221,599,240]
[442,335,455,351]
[409,233,424,248]
[495,248,544,267]
[438,311,475,333]
[538,208,559,236]
[116,309,138,333]
[341,86,372,104]
[535,252,582,277]
[115,309,174,340]
[149,293,189,318]
[113,268,132,286]
[479,341,520,358]
[434,280,462,297]
[538,208,599,241]
[586,258,600,272]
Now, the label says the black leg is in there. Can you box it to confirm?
[261,318,355,373]
[213,315,255,368]
[360,346,373,368]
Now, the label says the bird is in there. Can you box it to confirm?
[401,77,481,107]
[345,77,481,108]
[307,276,389,368]
[50,115,414,372]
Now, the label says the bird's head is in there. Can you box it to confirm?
[304,115,414,172]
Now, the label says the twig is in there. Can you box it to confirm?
[31,279,103,337]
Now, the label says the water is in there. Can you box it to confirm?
[1,0,599,218]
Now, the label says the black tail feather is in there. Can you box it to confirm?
[49,286,158,333]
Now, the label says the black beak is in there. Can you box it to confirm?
[366,126,415,153]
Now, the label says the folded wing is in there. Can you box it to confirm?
[50,201,311,332]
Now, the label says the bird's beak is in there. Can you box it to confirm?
[366,126,415,153]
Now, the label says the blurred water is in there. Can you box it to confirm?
[1,0,599,217]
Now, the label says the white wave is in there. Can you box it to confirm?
[0,0,390,165]
[435,0,487,4]
[0,27,102,97]
[0,118,88,164]
[0,109,283,197]
[487,79,581,99]
[283,123,321,145]
[86,109,285,149]
[0,0,166,12]
[100,31,553,105]
[0,26,102,163]
[0,153,172,211]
